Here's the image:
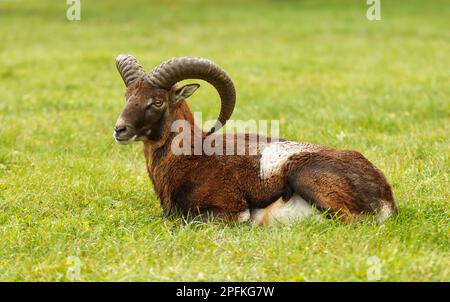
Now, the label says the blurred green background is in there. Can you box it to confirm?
[0,0,448,281]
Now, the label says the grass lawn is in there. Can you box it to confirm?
[0,0,449,281]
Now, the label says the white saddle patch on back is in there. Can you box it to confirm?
[250,195,318,226]
[259,141,318,179]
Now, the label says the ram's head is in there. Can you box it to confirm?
[113,55,236,144]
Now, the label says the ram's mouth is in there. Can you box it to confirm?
[114,134,137,145]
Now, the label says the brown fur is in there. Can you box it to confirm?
[116,78,397,222]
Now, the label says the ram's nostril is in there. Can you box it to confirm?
[114,125,127,134]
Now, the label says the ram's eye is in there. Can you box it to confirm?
[153,99,163,107]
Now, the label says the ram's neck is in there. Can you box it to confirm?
[143,100,203,174]
[142,100,204,212]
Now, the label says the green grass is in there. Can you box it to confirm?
[0,0,449,281]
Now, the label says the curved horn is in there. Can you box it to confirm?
[146,57,236,134]
[116,54,146,87]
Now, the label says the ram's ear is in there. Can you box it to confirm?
[170,83,200,104]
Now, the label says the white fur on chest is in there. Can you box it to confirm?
[259,141,317,179]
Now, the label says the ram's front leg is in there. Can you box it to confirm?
[179,182,249,222]
[190,194,250,223]
[197,207,250,223]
